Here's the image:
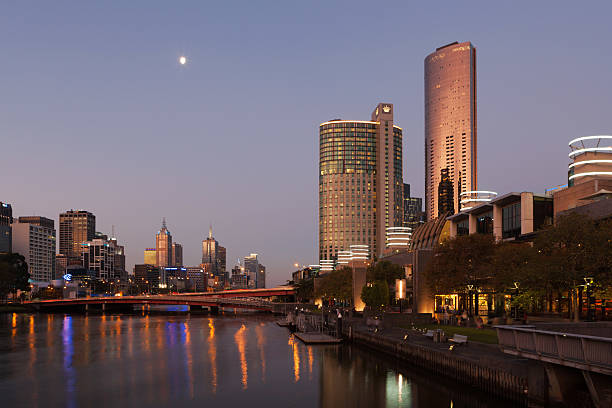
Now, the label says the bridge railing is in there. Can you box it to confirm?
[494,325,612,375]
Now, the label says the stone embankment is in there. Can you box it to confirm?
[342,321,549,406]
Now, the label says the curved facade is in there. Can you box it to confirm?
[568,135,612,186]
[319,103,403,262]
[425,41,477,220]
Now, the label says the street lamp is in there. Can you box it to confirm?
[584,277,595,321]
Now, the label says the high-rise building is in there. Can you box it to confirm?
[185,266,206,292]
[144,248,156,265]
[319,103,403,261]
[81,238,115,281]
[110,237,126,280]
[59,210,96,259]
[172,243,183,267]
[155,219,172,268]
[0,202,12,253]
[134,264,160,292]
[244,253,265,288]
[437,168,455,215]
[11,216,56,282]
[425,41,477,220]
[201,226,226,276]
[403,184,424,231]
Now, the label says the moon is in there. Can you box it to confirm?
[179,56,187,65]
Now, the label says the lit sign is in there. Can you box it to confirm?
[63,274,73,282]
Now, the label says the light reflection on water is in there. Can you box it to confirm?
[0,313,517,408]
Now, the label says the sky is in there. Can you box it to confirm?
[2,1,611,286]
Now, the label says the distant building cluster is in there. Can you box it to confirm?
[0,206,267,296]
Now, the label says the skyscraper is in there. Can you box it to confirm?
[244,253,265,288]
[172,242,183,267]
[425,41,477,220]
[0,202,12,253]
[155,219,172,268]
[201,226,226,277]
[11,216,56,282]
[59,210,95,259]
[319,103,403,261]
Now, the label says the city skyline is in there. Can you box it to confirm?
[2,2,612,286]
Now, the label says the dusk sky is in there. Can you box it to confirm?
[2,1,611,286]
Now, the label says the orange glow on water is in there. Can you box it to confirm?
[234,324,248,389]
[288,335,300,382]
[208,318,217,393]
[255,323,266,382]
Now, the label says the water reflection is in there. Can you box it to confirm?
[234,323,248,389]
[0,314,518,408]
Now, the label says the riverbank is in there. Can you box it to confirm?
[342,320,550,406]
[0,304,35,313]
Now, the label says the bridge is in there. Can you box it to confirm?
[495,324,612,407]
[27,286,296,313]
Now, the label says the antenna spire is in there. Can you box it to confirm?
[208,222,213,239]
[162,217,167,229]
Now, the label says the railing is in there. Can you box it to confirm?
[494,325,612,375]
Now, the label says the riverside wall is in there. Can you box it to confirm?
[342,324,549,406]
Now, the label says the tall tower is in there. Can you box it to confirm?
[59,210,95,260]
[155,218,172,268]
[319,103,403,261]
[425,41,477,220]
[202,225,226,276]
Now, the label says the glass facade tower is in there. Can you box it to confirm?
[425,41,477,220]
[319,103,403,261]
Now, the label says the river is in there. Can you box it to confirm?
[0,312,515,407]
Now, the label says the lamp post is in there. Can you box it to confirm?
[466,284,474,316]
[584,277,594,321]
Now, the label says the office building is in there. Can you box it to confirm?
[144,248,156,265]
[425,41,477,219]
[11,216,56,282]
[403,184,424,231]
[59,210,95,259]
[172,242,183,267]
[81,239,116,281]
[0,202,12,253]
[185,266,206,292]
[155,219,172,268]
[134,264,160,292]
[110,238,126,280]
[244,253,265,288]
[319,103,403,261]
[202,226,226,277]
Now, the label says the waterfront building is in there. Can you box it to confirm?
[155,219,172,268]
[144,248,156,265]
[553,135,612,218]
[59,210,95,260]
[185,266,206,291]
[448,192,553,240]
[319,103,403,261]
[202,226,226,277]
[81,238,116,281]
[425,41,477,220]
[11,216,56,282]
[403,184,424,232]
[134,264,160,292]
[0,202,12,253]
[244,253,265,288]
[459,191,498,211]
[172,242,183,267]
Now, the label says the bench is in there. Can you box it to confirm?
[448,334,468,345]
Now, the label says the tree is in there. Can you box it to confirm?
[0,253,30,301]
[426,234,497,295]
[315,267,352,303]
[361,280,389,311]
[366,260,404,287]
[294,278,314,302]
